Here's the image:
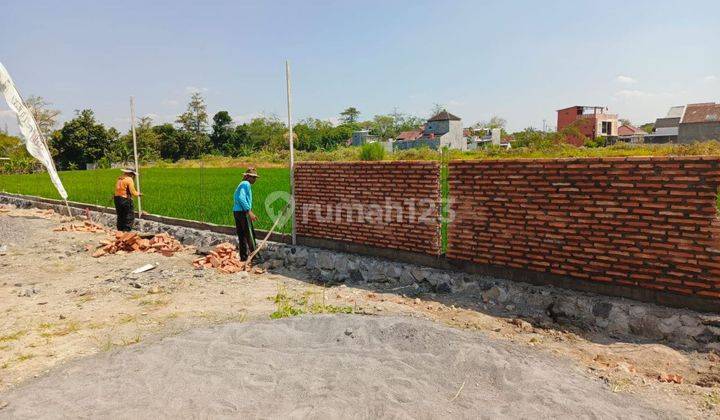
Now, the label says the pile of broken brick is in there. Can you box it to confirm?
[192,242,265,274]
[90,232,183,258]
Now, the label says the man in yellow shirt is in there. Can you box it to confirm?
[113,168,142,231]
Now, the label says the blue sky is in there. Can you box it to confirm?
[1,0,718,134]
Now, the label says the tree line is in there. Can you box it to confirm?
[3,93,461,171]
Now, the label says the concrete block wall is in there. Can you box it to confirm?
[294,161,441,255]
[448,157,720,303]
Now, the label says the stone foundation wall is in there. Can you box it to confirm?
[2,193,719,351]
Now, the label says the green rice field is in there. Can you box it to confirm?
[0,168,292,232]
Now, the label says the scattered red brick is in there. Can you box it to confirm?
[36,209,55,217]
[192,243,265,274]
[91,232,183,258]
[54,221,107,233]
[658,373,684,384]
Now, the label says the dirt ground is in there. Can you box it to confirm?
[1,206,719,418]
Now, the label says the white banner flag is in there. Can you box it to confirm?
[0,62,67,199]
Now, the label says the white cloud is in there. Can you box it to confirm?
[704,75,718,82]
[613,89,674,99]
[615,75,637,84]
[185,86,208,94]
[161,99,179,107]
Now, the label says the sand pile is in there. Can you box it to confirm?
[0,315,676,419]
[91,232,183,257]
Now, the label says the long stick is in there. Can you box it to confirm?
[245,203,291,268]
[63,199,72,218]
[286,60,296,246]
[130,96,142,218]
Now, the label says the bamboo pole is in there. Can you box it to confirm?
[130,96,142,218]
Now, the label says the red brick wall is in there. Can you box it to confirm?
[294,161,441,255]
[447,157,720,301]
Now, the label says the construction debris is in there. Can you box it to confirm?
[658,374,684,384]
[192,242,265,274]
[131,264,157,274]
[54,221,107,233]
[91,232,183,258]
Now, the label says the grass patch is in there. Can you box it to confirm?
[703,391,720,410]
[0,330,26,342]
[0,167,292,232]
[51,321,80,337]
[138,298,170,309]
[118,314,138,324]
[16,353,35,362]
[270,287,352,319]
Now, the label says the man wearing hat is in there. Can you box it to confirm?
[113,168,142,231]
[233,167,259,260]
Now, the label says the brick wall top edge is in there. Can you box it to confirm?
[449,156,720,165]
[297,160,439,166]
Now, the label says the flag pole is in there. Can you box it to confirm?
[286,60,296,246]
[130,96,142,218]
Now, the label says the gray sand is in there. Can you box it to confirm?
[1,315,677,419]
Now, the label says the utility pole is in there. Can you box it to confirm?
[286,60,296,246]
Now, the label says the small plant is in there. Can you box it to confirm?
[359,142,386,161]
[270,290,305,319]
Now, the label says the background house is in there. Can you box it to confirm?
[466,128,503,149]
[350,130,378,146]
[678,102,720,143]
[644,105,683,143]
[394,110,466,151]
[556,105,618,146]
[617,124,646,143]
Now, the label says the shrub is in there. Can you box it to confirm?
[359,142,386,161]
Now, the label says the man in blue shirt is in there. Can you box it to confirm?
[233,167,259,260]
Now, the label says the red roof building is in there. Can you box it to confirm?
[396,129,423,142]
[556,105,618,146]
